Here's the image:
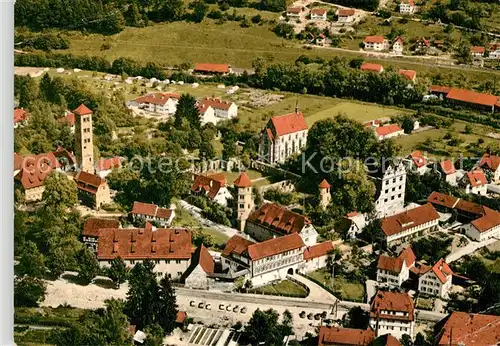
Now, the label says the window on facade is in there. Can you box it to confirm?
[385,189,388,194]
[398,194,402,198]
[392,187,395,191]
[391,196,394,200]
[384,199,388,203]
[239,204,244,208]
[166,260,170,264]
[400,177,403,181]
[176,260,181,264]
[177,272,182,276]
[130,260,135,264]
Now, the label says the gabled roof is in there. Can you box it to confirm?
[394,36,404,44]
[381,203,439,237]
[135,93,179,106]
[364,35,386,44]
[247,233,304,261]
[338,8,356,16]
[422,258,452,284]
[318,327,376,346]
[131,201,172,220]
[375,124,402,137]
[360,63,384,73]
[233,171,252,188]
[446,88,499,107]
[15,153,60,189]
[479,153,500,171]
[97,227,192,260]
[401,0,415,5]
[427,191,459,209]
[58,111,75,126]
[82,218,120,237]
[471,46,485,53]
[311,8,327,15]
[371,335,401,346]
[436,312,500,346]
[319,179,331,189]
[377,247,415,273]
[176,311,187,324]
[222,235,255,257]
[194,63,231,73]
[464,169,487,187]
[429,85,452,94]
[471,208,500,233]
[304,241,334,261]
[200,97,234,111]
[439,160,456,175]
[191,173,226,200]
[73,104,93,115]
[247,203,312,237]
[14,108,29,124]
[187,245,214,274]
[97,157,122,171]
[409,150,426,168]
[286,6,302,13]
[399,69,416,81]
[370,290,414,321]
[267,112,308,137]
[74,171,107,194]
[417,37,430,46]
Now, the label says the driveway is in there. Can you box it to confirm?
[446,238,499,263]
[289,274,338,303]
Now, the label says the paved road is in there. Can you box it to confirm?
[446,237,499,263]
[290,274,338,303]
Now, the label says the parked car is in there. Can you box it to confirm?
[198,302,205,309]
[190,301,196,307]
[206,304,212,310]
[219,304,225,310]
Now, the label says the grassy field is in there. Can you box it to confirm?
[249,279,309,297]
[307,269,365,302]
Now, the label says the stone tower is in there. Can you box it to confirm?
[318,179,331,210]
[233,171,254,232]
[73,104,94,174]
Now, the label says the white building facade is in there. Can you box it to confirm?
[372,162,407,216]
[418,259,453,298]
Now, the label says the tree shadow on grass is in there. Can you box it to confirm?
[93,278,118,290]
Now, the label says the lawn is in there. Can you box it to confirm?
[223,169,266,183]
[307,269,365,302]
[249,279,309,298]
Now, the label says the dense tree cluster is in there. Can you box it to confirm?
[243,309,293,345]
[324,0,379,12]
[424,0,483,30]
[15,32,70,51]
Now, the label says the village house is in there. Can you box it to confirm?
[193,63,232,76]
[82,218,121,253]
[445,88,499,113]
[245,203,318,247]
[96,157,122,178]
[129,93,180,115]
[360,63,384,73]
[437,160,458,186]
[57,110,75,133]
[471,46,485,58]
[399,69,416,82]
[197,97,238,125]
[14,108,29,128]
[315,34,327,46]
[488,43,500,59]
[14,152,60,202]
[414,37,430,53]
[338,211,367,239]
[376,247,416,287]
[300,241,334,273]
[392,37,404,55]
[435,312,500,346]
[222,233,306,286]
[381,203,440,245]
[464,208,500,242]
[375,124,404,141]
[429,85,452,100]
[337,8,356,23]
[191,172,233,207]
[183,245,215,289]
[74,170,112,210]
[459,169,488,195]
[406,151,427,175]
[286,7,302,18]
[369,290,415,340]
[363,36,389,51]
[418,258,453,298]
[97,225,193,279]
[130,201,175,227]
[317,327,402,346]
[310,8,327,20]
[478,153,500,183]
[399,0,416,14]
[371,161,407,216]
[258,111,308,165]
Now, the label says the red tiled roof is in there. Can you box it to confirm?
[402,0,415,5]
[97,227,192,260]
[360,63,384,73]
[247,203,312,237]
[287,6,302,13]
[374,335,402,346]
[418,37,430,46]
[440,160,456,175]
[193,245,215,274]
[430,85,452,94]
[465,169,487,187]
[131,201,157,217]
[268,112,308,137]
[399,247,416,266]
[14,108,29,124]
[409,150,426,168]
[74,171,106,194]
[422,258,452,284]
[97,157,122,171]
[176,311,187,324]
[471,208,500,233]
[377,247,415,273]
[135,93,179,106]
[338,8,355,16]
[479,153,500,171]
[58,112,75,126]
[194,63,230,74]
[370,290,414,321]
[52,146,77,168]
[304,241,334,261]
[436,312,500,346]
[471,46,485,54]
[197,103,211,114]
[14,153,23,171]
[318,327,375,346]
[427,191,459,209]
[394,36,404,44]
[82,218,120,237]
[346,211,359,218]
[191,173,226,200]
[248,233,304,260]
[364,35,386,44]
[156,208,173,219]
[311,8,327,15]
[399,69,416,81]
[381,203,439,237]
[73,104,93,115]
[319,179,331,188]
[200,97,234,111]
[15,153,60,189]
[375,124,402,137]
[233,171,252,188]
[446,88,499,107]
[222,235,255,257]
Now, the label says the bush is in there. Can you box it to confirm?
[251,14,262,23]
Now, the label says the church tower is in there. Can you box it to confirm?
[73,104,94,173]
[233,171,254,232]
[319,179,331,210]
